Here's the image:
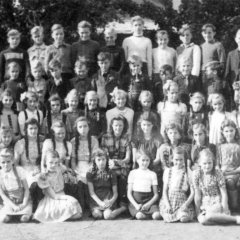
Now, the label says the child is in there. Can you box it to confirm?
[216,119,240,210]
[122,16,152,79]
[87,148,126,219]
[159,147,195,222]
[0,29,30,85]
[84,91,106,140]
[62,89,84,139]
[28,26,47,72]
[176,24,201,77]
[42,93,71,138]
[0,126,16,151]
[101,27,126,76]
[122,55,150,110]
[157,80,187,136]
[133,90,160,138]
[127,150,160,220]
[71,21,100,77]
[3,61,26,110]
[45,24,72,80]
[71,116,99,210]
[70,59,91,109]
[101,115,131,209]
[34,150,82,223]
[18,91,43,136]
[208,93,232,144]
[190,123,216,170]
[46,59,71,100]
[91,52,119,109]
[106,88,134,137]
[232,81,240,132]
[152,30,177,77]
[174,57,201,106]
[0,89,19,137]
[193,149,240,225]
[0,148,32,223]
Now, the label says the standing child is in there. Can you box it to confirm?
[122,16,152,79]
[0,89,20,137]
[193,149,240,225]
[0,29,30,85]
[34,150,82,223]
[0,148,32,223]
[157,80,187,136]
[71,21,100,77]
[84,91,106,140]
[159,147,195,222]
[106,88,134,137]
[216,119,240,211]
[232,81,240,133]
[87,148,126,219]
[127,150,160,220]
[91,52,119,110]
[18,91,43,136]
[71,116,99,210]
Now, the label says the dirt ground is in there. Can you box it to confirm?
[1,214,240,240]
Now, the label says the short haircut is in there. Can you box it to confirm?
[7,29,21,38]
[160,64,173,74]
[48,59,61,70]
[97,52,111,61]
[155,30,169,38]
[202,23,216,32]
[75,58,88,69]
[78,21,92,30]
[179,24,193,36]
[51,24,63,33]
[31,26,44,36]
[104,27,117,36]
[128,54,142,64]
[131,15,144,25]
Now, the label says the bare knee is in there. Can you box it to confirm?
[180,216,191,223]
[152,211,161,220]
[71,212,82,220]
[20,214,31,223]
[92,209,103,219]
[0,215,11,223]
[135,212,147,220]
[103,209,113,220]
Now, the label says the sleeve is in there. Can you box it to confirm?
[44,46,52,74]
[24,50,31,81]
[192,45,201,77]
[151,171,158,186]
[216,169,226,189]
[111,171,117,186]
[67,141,73,158]
[122,38,128,61]
[41,139,52,165]
[146,38,152,78]
[86,171,93,183]
[127,170,134,184]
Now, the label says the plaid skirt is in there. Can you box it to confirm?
[159,190,195,222]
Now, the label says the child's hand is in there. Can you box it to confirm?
[135,204,143,211]
[104,199,113,208]
[32,167,41,176]
[12,204,21,212]
[141,203,151,211]
[165,203,172,213]
[99,201,108,210]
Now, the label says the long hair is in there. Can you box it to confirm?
[91,148,109,175]
[220,119,239,144]
[190,122,208,145]
[109,115,129,137]
[163,122,183,145]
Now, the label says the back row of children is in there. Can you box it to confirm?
[1,15,240,226]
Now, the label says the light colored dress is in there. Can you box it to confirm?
[34,168,82,223]
[159,168,195,222]
[0,166,32,216]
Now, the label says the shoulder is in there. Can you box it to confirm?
[15,138,25,149]
[43,138,52,146]
[15,166,26,179]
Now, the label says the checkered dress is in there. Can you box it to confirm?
[160,168,195,222]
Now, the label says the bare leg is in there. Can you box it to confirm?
[70,211,82,220]
[103,209,113,220]
[135,212,147,220]
[110,206,127,219]
[20,214,31,223]
[152,211,161,220]
[199,213,238,225]
[92,209,103,220]
[0,215,11,223]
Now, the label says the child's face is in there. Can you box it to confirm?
[9,66,19,80]
[212,99,224,112]
[77,120,89,137]
[75,65,88,78]
[8,35,20,49]
[167,128,181,144]
[68,96,79,110]
[223,126,236,143]
[98,59,111,73]
[180,61,192,76]
[180,29,192,45]
[112,120,124,137]
[95,155,107,171]
[27,124,38,138]
[52,29,64,45]
[141,120,153,135]
[159,70,172,82]
[1,133,12,147]
[0,156,13,172]
[191,98,203,112]
[104,32,116,46]
[50,100,61,114]
[132,20,144,36]
[2,95,13,109]
[205,66,215,77]
[87,96,98,110]
[115,94,126,109]
[78,27,91,41]
[27,97,37,111]
[36,87,46,102]
[202,27,215,42]
[129,61,142,75]
[54,127,66,141]
[31,67,42,80]
[173,153,185,169]
[193,128,205,146]
[32,33,44,45]
[167,86,178,103]
[137,155,150,170]
[235,30,240,46]
[50,67,61,79]
[200,156,213,174]
[156,34,169,48]
[140,96,152,110]
[46,157,59,172]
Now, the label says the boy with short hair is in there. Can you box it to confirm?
[91,52,119,109]
[71,21,100,77]
[0,29,30,85]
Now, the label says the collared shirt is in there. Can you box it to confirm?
[28,43,47,69]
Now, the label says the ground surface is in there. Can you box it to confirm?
[1,216,240,240]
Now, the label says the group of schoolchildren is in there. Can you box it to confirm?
[1,14,240,226]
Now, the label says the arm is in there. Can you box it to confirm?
[141,185,159,211]
[194,187,202,217]
[0,51,5,85]
[161,172,171,211]
[191,45,201,77]
[127,182,142,210]
[19,178,30,209]
[0,185,19,211]
[181,185,194,210]
[132,147,137,168]
[122,38,128,61]
[119,47,126,76]
[44,186,67,200]
[18,111,26,136]
[14,141,22,166]
[87,181,106,208]
[107,184,118,207]
[220,186,229,213]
